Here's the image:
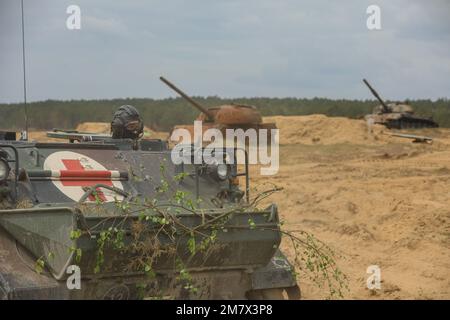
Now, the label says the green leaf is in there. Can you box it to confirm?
[70,229,82,240]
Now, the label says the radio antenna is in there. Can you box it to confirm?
[20,0,29,141]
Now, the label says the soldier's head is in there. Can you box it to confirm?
[111,105,144,140]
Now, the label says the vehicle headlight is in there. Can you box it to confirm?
[0,158,9,182]
[216,164,228,180]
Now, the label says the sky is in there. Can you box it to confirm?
[1,0,449,103]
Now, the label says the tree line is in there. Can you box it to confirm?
[1,97,449,131]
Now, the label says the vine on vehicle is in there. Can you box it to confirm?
[35,165,348,299]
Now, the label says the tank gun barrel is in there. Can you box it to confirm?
[160,76,213,120]
[363,78,390,112]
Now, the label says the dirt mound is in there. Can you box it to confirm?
[76,122,169,140]
[264,114,387,145]
[76,122,110,133]
[251,116,450,299]
[29,122,168,142]
[28,131,61,142]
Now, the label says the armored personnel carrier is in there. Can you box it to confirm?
[0,129,299,299]
[363,79,438,129]
[160,77,277,140]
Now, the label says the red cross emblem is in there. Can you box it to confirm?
[61,159,112,202]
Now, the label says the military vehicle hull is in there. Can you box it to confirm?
[365,113,439,129]
[171,122,277,144]
[0,207,297,300]
[0,139,299,300]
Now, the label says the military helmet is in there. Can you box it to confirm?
[111,105,144,139]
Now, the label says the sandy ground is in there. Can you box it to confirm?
[252,115,450,299]
[29,115,449,299]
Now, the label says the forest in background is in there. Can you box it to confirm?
[1,97,449,131]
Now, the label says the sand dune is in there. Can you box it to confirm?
[266,114,386,145]
[253,115,450,299]
[76,122,111,133]
[29,122,169,142]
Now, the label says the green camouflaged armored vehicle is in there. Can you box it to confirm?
[0,128,300,300]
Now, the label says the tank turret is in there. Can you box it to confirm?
[160,76,277,140]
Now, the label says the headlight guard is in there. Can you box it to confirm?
[0,157,10,183]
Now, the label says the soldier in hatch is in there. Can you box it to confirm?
[110,105,144,140]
